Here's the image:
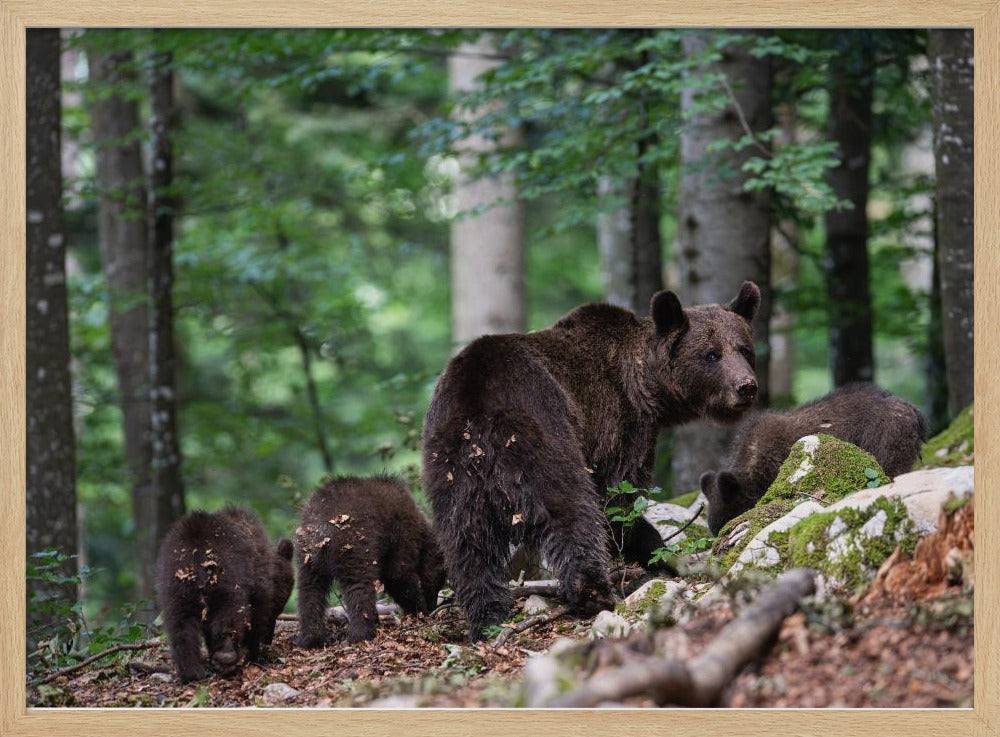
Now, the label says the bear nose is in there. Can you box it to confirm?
[737,381,757,403]
[212,645,239,667]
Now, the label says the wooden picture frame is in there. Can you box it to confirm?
[2,1,996,734]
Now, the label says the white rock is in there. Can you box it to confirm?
[523,594,551,615]
[787,435,820,483]
[644,502,694,542]
[262,682,300,705]
[523,653,565,707]
[367,694,420,708]
[589,610,631,639]
[623,579,686,610]
[859,509,888,538]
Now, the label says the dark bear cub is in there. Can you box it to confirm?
[422,282,762,640]
[701,382,930,535]
[157,506,294,683]
[294,476,446,646]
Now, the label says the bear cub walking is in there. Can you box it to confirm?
[294,476,446,646]
[423,282,762,640]
[701,382,929,534]
[157,506,294,682]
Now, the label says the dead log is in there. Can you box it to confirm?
[37,638,162,684]
[552,567,816,707]
[278,602,400,625]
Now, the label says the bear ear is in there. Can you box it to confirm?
[726,280,761,323]
[277,539,294,561]
[699,471,718,499]
[650,290,689,336]
[717,471,742,498]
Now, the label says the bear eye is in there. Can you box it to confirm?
[703,350,720,363]
[740,346,755,363]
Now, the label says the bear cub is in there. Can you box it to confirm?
[157,506,294,683]
[422,282,762,640]
[701,382,929,535]
[294,475,446,646]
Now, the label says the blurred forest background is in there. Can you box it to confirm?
[26,28,973,662]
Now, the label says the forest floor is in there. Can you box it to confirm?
[30,502,974,709]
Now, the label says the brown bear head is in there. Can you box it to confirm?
[649,280,760,424]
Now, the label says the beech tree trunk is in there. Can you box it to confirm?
[89,47,157,608]
[449,36,526,345]
[672,30,773,493]
[929,29,974,418]
[825,44,875,387]
[27,28,78,632]
[148,45,186,546]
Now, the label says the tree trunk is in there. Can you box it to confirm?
[929,30,974,417]
[27,28,78,634]
[449,36,526,345]
[672,30,773,493]
[825,45,875,387]
[148,45,186,548]
[89,47,156,610]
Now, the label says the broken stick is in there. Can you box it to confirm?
[552,567,816,707]
[38,638,162,685]
[492,605,570,648]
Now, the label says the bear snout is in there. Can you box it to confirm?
[736,380,758,404]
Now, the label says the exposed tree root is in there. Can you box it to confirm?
[552,568,816,707]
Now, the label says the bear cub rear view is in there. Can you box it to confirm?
[701,382,929,534]
[294,475,446,646]
[157,506,294,683]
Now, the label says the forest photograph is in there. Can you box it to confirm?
[23,27,976,710]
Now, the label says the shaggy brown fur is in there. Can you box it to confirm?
[702,382,930,534]
[294,476,446,646]
[156,506,294,683]
[422,282,761,640]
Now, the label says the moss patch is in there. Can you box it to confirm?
[759,434,889,507]
[667,490,700,508]
[616,580,668,617]
[919,404,974,469]
[782,497,918,588]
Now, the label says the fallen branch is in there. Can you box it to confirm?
[38,638,162,685]
[129,660,171,675]
[492,605,570,649]
[278,602,400,625]
[552,568,816,707]
[661,503,706,545]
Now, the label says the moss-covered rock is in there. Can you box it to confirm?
[712,500,794,571]
[779,496,918,588]
[919,404,974,469]
[759,434,890,507]
[668,489,700,508]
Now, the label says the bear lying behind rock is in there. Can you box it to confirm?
[422,282,762,640]
[701,382,929,535]
[156,506,294,683]
[294,475,446,646]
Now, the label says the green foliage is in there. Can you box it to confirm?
[604,480,656,528]
[27,550,156,680]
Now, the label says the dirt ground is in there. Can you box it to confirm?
[30,503,973,709]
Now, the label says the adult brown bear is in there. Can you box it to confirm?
[422,282,761,639]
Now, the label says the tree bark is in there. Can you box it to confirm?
[449,36,526,345]
[148,44,186,550]
[89,47,156,609]
[672,30,773,493]
[27,28,79,631]
[928,30,974,418]
[825,44,875,387]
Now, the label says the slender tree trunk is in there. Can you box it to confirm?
[89,47,156,610]
[673,30,773,492]
[148,44,186,549]
[928,29,974,417]
[927,215,950,434]
[825,45,875,387]
[27,28,78,634]
[449,36,526,345]
[769,102,799,408]
[597,39,664,315]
